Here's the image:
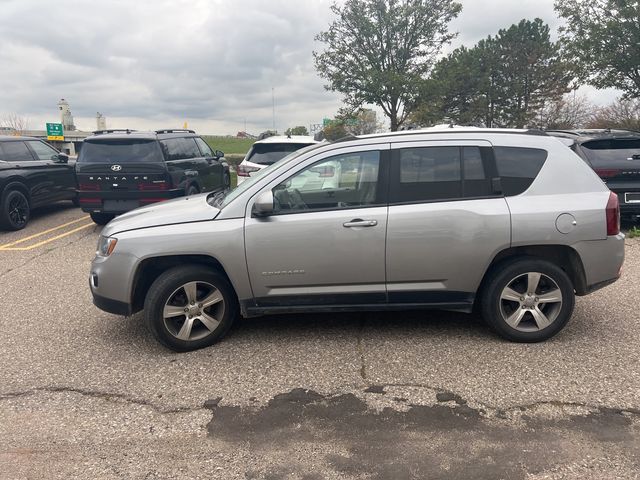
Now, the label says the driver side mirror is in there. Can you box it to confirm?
[214,150,224,159]
[53,153,69,164]
[252,190,274,217]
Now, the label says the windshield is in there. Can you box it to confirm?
[79,139,163,163]
[581,138,640,164]
[214,143,323,208]
[246,142,315,165]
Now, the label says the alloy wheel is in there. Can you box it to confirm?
[8,193,29,228]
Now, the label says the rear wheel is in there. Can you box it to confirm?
[480,258,575,342]
[90,212,115,225]
[0,189,30,231]
[144,266,238,352]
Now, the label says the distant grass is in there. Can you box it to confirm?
[628,226,640,238]
[203,136,254,155]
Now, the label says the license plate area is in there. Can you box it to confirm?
[103,200,139,212]
[624,192,640,204]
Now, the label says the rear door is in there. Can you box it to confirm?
[244,144,389,307]
[385,141,510,308]
[195,136,224,190]
[160,137,200,192]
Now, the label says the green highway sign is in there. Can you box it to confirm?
[46,123,64,141]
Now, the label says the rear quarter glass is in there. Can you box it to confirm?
[494,146,547,196]
[79,139,164,163]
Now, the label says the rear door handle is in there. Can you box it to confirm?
[343,219,378,228]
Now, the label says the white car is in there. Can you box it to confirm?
[236,135,319,184]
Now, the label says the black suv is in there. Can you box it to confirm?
[0,136,76,230]
[547,129,640,221]
[76,129,230,225]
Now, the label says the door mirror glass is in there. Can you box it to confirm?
[215,150,224,159]
[252,190,274,216]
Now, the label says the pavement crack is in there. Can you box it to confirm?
[0,386,204,415]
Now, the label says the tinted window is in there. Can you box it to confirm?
[79,139,163,163]
[494,147,547,196]
[273,151,380,213]
[160,137,201,161]
[463,147,492,198]
[28,140,59,160]
[391,147,462,202]
[195,137,214,157]
[581,139,640,164]
[247,143,314,166]
[0,141,34,161]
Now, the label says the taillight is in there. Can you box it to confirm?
[595,168,621,179]
[606,191,620,236]
[138,181,169,191]
[79,183,100,191]
[236,164,260,177]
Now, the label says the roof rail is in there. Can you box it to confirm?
[92,129,137,135]
[155,129,196,134]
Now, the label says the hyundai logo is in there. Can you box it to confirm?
[111,165,122,171]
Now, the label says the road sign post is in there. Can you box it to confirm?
[46,123,64,141]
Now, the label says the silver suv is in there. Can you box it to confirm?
[90,129,625,351]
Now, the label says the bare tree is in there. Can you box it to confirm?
[1,113,30,135]
[535,93,595,129]
[587,98,640,131]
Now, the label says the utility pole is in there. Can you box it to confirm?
[272,87,276,133]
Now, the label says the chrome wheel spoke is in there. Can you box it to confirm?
[176,317,195,340]
[531,307,552,330]
[183,282,198,304]
[538,289,562,303]
[501,287,522,302]
[505,308,526,328]
[201,289,223,308]
[199,312,220,332]
[527,272,541,294]
[164,304,186,318]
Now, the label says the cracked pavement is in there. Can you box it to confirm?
[1,204,639,479]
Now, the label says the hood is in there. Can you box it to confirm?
[101,193,220,236]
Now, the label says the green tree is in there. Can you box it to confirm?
[555,0,640,98]
[322,121,349,141]
[284,126,309,136]
[413,19,571,128]
[314,0,461,131]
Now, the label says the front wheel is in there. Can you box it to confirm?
[90,212,115,225]
[480,258,575,343]
[144,266,238,352]
[0,189,30,231]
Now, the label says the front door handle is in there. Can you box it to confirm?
[343,219,378,228]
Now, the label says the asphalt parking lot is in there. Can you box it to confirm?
[1,203,639,480]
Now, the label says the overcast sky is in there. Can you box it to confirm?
[0,0,620,135]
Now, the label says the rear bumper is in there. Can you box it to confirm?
[79,188,184,213]
[611,189,640,216]
[573,234,625,296]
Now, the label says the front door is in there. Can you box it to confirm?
[244,145,389,308]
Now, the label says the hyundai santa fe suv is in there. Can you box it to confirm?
[90,129,625,351]
[77,129,230,225]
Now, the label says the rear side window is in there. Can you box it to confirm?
[247,143,313,166]
[79,139,163,163]
[390,146,492,203]
[581,139,640,164]
[160,137,201,161]
[494,147,547,196]
[0,141,34,161]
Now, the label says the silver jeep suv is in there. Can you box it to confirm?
[90,129,625,351]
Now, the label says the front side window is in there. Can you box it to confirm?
[160,137,201,161]
[195,137,214,157]
[0,141,34,162]
[272,151,381,214]
[28,141,59,160]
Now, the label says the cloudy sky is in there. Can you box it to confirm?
[0,0,620,135]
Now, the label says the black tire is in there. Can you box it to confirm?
[0,189,30,231]
[223,171,231,189]
[143,265,238,352]
[480,258,575,343]
[71,196,80,207]
[187,185,198,196]
[90,212,115,225]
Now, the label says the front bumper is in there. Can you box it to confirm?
[92,291,132,316]
[90,251,138,316]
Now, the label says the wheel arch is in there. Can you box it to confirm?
[1,179,31,204]
[131,254,236,313]
[477,245,588,304]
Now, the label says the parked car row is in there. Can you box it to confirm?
[0,129,230,230]
[89,128,625,351]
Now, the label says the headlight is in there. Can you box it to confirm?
[96,236,118,257]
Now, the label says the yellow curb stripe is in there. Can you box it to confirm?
[0,216,91,248]
[0,222,94,251]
